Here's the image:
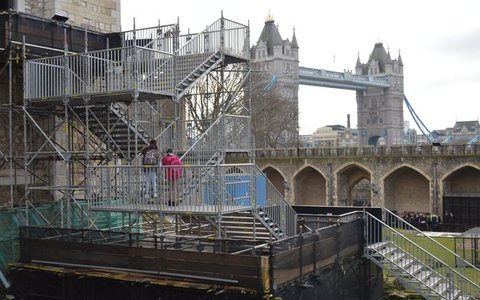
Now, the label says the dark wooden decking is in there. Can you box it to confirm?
[11,216,368,298]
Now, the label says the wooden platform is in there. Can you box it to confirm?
[14,218,364,297]
[91,203,253,216]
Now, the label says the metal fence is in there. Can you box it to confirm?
[24,18,249,102]
[365,211,480,299]
[180,115,252,166]
[87,163,296,236]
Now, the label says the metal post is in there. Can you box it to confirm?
[63,27,72,227]
[8,13,14,207]
[328,163,334,206]
[432,161,438,215]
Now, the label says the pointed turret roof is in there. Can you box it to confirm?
[367,42,389,73]
[398,50,404,66]
[291,28,298,49]
[356,52,362,69]
[257,20,283,55]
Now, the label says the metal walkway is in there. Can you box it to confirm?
[299,66,390,90]
[364,208,480,299]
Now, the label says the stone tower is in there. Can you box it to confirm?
[251,17,299,148]
[6,0,121,32]
[355,42,404,145]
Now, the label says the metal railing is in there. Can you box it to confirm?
[24,17,249,102]
[111,101,162,142]
[253,166,297,237]
[87,164,249,213]
[382,208,480,285]
[364,211,480,299]
[176,18,249,59]
[120,23,178,51]
[180,115,251,166]
[86,163,296,237]
[24,46,176,100]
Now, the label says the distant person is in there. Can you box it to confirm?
[161,148,182,205]
[141,140,160,200]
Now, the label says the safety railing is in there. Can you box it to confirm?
[382,208,480,286]
[86,163,296,237]
[24,18,249,102]
[24,46,177,101]
[87,164,249,213]
[253,166,297,237]
[112,101,162,142]
[176,17,248,59]
[120,23,178,51]
[180,115,251,166]
[173,17,249,96]
[364,211,480,299]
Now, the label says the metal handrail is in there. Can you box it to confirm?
[383,208,480,273]
[253,166,297,237]
[365,211,479,298]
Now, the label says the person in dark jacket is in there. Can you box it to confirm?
[141,140,160,199]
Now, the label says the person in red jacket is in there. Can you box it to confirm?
[161,148,182,205]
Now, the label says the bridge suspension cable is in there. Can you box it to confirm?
[403,95,434,143]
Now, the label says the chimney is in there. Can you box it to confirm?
[347,114,351,129]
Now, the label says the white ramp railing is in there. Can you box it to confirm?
[364,211,479,299]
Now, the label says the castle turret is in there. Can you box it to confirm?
[291,28,299,60]
[355,53,363,75]
[356,42,405,145]
[251,15,299,148]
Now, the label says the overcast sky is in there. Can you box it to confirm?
[121,0,480,135]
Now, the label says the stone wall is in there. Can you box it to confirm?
[25,0,121,32]
[229,147,480,215]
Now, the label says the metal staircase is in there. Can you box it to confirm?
[176,209,285,241]
[364,210,480,299]
[175,52,223,99]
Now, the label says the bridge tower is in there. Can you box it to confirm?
[355,42,404,145]
[251,16,299,148]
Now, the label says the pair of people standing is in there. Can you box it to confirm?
[141,140,182,205]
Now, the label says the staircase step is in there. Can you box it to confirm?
[414,270,433,281]
[378,246,397,256]
[391,258,415,270]
[403,263,423,276]
[367,241,390,251]
[433,282,448,295]
[424,276,441,288]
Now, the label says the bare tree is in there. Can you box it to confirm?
[250,70,298,149]
[183,64,297,149]
[184,63,249,133]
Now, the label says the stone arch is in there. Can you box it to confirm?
[383,165,430,214]
[442,164,480,227]
[293,166,327,206]
[442,164,480,195]
[368,136,381,145]
[336,163,372,206]
[262,166,286,197]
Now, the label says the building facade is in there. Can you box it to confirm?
[355,42,405,146]
[251,17,299,148]
[4,0,121,32]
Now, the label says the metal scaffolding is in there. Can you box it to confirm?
[8,10,296,246]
